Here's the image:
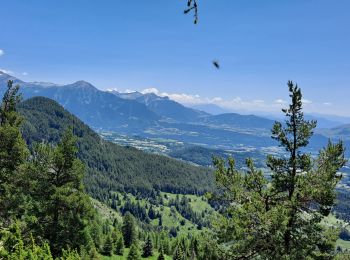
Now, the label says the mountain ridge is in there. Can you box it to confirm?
[18,96,215,203]
[2,72,347,156]
[0,72,160,130]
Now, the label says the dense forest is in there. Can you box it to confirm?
[1,79,350,259]
[18,96,215,203]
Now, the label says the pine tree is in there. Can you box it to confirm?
[161,237,171,255]
[2,222,54,259]
[89,247,101,260]
[122,212,136,248]
[211,81,347,259]
[27,129,95,256]
[0,80,29,223]
[142,236,153,257]
[127,243,141,260]
[101,234,113,256]
[111,229,118,246]
[172,244,184,260]
[148,205,157,219]
[90,219,103,250]
[114,236,124,255]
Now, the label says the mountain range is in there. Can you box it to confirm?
[0,72,159,130]
[1,71,348,156]
[0,71,274,130]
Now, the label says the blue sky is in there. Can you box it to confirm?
[1,0,349,116]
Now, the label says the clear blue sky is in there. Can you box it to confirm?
[1,1,349,116]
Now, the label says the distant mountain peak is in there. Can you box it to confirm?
[68,80,97,90]
[74,80,92,85]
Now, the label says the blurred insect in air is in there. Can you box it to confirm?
[212,60,220,69]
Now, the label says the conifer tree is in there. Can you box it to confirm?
[115,236,124,256]
[142,235,154,257]
[102,234,113,256]
[27,129,94,256]
[89,246,101,260]
[0,80,29,222]
[211,81,347,259]
[172,244,185,260]
[90,219,103,250]
[1,222,54,259]
[127,242,141,260]
[122,212,137,248]
[111,229,118,246]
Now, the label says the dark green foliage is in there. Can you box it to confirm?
[122,212,137,248]
[211,82,347,259]
[0,81,93,258]
[127,243,141,260]
[26,129,95,256]
[200,240,219,260]
[172,244,185,260]
[0,222,54,259]
[121,200,148,221]
[0,80,29,222]
[101,234,113,256]
[142,236,153,257]
[169,227,178,238]
[148,205,157,219]
[18,97,214,203]
[89,219,103,251]
[0,82,214,259]
[169,196,208,227]
[115,236,124,255]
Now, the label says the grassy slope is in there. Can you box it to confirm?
[94,192,215,259]
[323,214,350,250]
[93,190,215,235]
[114,192,214,237]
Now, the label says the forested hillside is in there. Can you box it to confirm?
[0,81,217,259]
[18,97,215,204]
[1,78,350,259]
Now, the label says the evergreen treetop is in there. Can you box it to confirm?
[211,81,347,259]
